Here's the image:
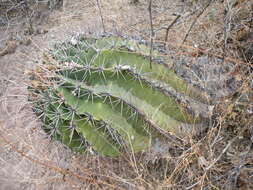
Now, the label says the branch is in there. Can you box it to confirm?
[164,14,181,43]
[182,0,212,44]
[0,131,123,190]
[96,0,105,33]
[223,1,232,61]
[148,0,154,69]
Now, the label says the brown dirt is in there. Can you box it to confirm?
[0,0,252,189]
[0,1,106,189]
[0,1,167,189]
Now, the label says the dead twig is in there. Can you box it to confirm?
[0,131,123,190]
[182,0,212,44]
[148,0,154,69]
[205,137,236,171]
[223,1,233,61]
[164,14,181,43]
[96,0,105,33]
[109,17,250,67]
[176,44,250,67]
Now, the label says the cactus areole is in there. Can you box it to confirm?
[29,35,209,157]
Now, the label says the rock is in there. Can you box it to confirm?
[173,56,242,102]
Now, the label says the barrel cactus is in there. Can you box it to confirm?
[28,34,211,157]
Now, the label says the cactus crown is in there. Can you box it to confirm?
[29,35,206,157]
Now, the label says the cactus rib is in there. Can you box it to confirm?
[29,35,211,157]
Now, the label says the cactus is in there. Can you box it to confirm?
[29,35,210,157]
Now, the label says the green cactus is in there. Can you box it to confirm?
[29,35,209,157]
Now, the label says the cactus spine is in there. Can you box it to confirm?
[29,35,209,156]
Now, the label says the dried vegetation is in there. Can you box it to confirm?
[0,0,252,189]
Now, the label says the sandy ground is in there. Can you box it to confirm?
[0,1,172,189]
[0,1,114,189]
[0,0,252,189]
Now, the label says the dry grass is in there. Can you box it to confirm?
[0,0,252,189]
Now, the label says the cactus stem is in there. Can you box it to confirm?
[29,35,212,156]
